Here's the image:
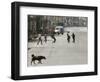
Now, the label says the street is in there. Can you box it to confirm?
[27,31,88,67]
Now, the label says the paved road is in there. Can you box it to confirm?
[27,32,88,67]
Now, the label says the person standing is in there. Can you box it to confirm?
[71,33,75,43]
[44,34,47,43]
[37,34,43,45]
[51,31,56,43]
[67,32,70,43]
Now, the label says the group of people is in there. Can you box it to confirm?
[37,32,56,45]
[36,32,75,45]
[67,32,75,43]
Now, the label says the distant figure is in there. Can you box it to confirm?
[28,48,31,50]
[37,34,43,45]
[44,34,47,43]
[61,28,64,35]
[67,32,70,43]
[51,31,56,43]
[72,33,75,43]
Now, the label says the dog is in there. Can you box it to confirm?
[31,54,46,65]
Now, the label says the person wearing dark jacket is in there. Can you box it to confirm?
[72,33,75,43]
[67,33,70,43]
[51,31,56,43]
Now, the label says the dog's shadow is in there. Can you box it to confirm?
[31,54,46,65]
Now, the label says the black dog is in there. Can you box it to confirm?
[31,54,46,65]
